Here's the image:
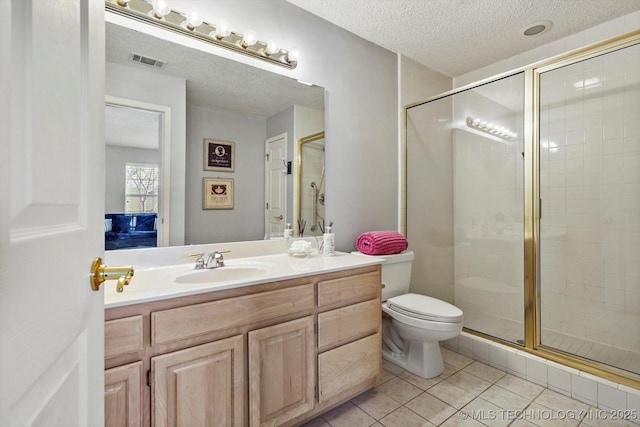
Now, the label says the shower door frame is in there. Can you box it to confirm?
[402,29,640,388]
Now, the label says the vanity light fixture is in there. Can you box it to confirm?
[466,116,518,141]
[105,0,299,69]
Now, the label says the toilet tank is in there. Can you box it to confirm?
[352,250,414,301]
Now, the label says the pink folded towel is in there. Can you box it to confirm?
[356,231,408,255]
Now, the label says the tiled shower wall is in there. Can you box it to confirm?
[539,43,640,365]
[299,141,325,237]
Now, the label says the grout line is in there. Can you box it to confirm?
[309,345,639,427]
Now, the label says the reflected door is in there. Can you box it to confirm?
[265,133,287,237]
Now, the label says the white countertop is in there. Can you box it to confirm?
[104,251,384,309]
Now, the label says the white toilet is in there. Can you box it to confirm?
[354,250,463,378]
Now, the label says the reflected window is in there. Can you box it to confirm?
[125,162,158,213]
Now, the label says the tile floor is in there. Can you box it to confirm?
[303,348,639,427]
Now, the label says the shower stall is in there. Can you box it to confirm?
[297,132,326,237]
[404,31,640,385]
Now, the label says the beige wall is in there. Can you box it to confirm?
[399,55,454,300]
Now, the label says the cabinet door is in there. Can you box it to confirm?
[105,361,143,427]
[152,335,244,427]
[248,316,315,427]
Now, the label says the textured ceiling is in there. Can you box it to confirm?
[105,104,162,149]
[106,22,324,117]
[287,0,640,77]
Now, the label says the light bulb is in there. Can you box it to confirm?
[152,0,170,18]
[212,24,230,39]
[116,0,131,6]
[186,11,203,29]
[286,47,299,63]
[241,31,257,48]
[265,40,280,56]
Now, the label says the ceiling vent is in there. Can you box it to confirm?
[128,52,166,69]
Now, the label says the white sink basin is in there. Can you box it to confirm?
[174,267,267,284]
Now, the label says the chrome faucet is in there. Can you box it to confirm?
[190,250,228,269]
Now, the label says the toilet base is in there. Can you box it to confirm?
[382,339,444,379]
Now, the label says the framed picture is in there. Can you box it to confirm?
[203,177,234,209]
[204,139,235,172]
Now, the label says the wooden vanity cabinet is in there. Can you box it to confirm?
[104,264,382,427]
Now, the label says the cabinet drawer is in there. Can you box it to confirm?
[318,333,381,403]
[318,299,380,351]
[317,271,380,308]
[105,315,143,359]
[152,283,314,345]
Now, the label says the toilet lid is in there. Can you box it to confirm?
[387,293,463,323]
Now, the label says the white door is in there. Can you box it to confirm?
[265,134,287,237]
[0,1,105,425]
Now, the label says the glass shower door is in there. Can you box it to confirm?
[405,72,526,344]
[538,43,640,375]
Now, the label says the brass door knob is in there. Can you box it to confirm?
[274,214,284,221]
[90,257,134,292]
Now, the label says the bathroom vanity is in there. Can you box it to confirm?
[103,247,383,427]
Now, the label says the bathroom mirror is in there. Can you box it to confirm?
[296,132,325,237]
[105,19,324,248]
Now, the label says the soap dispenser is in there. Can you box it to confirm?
[323,225,335,256]
[284,223,293,240]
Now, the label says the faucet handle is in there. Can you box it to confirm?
[189,252,206,269]
[209,251,226,267]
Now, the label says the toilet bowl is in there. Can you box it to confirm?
[352,250,463,378]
